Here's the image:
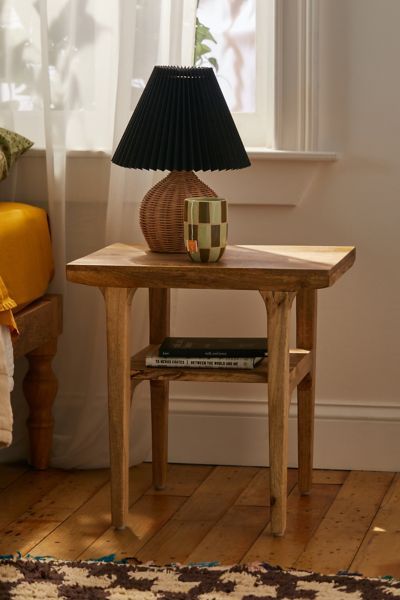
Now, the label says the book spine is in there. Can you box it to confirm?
[145,356,260,369]
[159,350,264,358]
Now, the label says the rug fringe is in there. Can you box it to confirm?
[0,554,396,581]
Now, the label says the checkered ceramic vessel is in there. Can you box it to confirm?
[184,197,228,263]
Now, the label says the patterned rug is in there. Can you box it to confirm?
[0,559,399,599]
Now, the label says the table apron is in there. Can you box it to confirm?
[67,269,330,291]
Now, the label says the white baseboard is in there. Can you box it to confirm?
[23,389,400,471]
[167,394,400,471]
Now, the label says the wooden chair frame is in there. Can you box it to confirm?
[12,294,62,469]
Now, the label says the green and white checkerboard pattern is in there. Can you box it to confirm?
[184,197,228,263]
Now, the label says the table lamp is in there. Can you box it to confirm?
[112,66,250,253]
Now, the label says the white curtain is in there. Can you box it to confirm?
[0,0,196,467]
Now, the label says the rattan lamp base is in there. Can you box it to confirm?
[140,171,217,253]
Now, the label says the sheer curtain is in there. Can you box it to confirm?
[0,0,196,467]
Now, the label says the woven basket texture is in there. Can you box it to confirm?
[140,171,216,253]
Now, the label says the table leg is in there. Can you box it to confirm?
[102,286,136,529]
[149,288,170,490]
[260,290,296,536]
[296,288,317,495]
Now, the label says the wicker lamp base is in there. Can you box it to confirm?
[140,171,217,253]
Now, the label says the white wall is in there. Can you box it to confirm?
[182,0,400,470]
[1,0,399,469]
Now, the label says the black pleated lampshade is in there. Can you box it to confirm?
[112,66,250,172]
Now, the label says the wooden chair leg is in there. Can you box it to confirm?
[23,338,58,469]
[149,288,170,490]
[296,289,317,495]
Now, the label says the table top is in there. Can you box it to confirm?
[66,243,356,291]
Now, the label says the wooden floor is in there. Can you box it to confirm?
[0,463,398,577]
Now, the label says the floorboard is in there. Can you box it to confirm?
[242,483,340,565]
[350,473,400,578]
[294,471,394,574]
[0,463,396,577]
[0,469,65,532]
[80,464,212,560]
[136,466,258,564]
[0,463,29,489]
[30,463,152,560]
[0,469,109,555]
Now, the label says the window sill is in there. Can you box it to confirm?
[23,147,337,207]
[25,148,111,158]
[25,147,338,162]
[246,148,338,162]
[202,149,338,206]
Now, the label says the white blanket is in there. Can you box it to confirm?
[0,324,13,447]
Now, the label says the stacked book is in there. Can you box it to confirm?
[145,337,268,369]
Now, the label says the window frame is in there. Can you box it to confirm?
[2,0,323,156]
[203,0,322,152]
[275,0,320,152]
[229,0,275,149]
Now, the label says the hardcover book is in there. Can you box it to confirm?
[158,337,268,358]
[145,350,264,369]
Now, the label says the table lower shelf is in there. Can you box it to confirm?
[131,344,312,388]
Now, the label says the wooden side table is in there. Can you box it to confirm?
[66,244,355,536]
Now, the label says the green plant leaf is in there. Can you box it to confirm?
[194,16,218,68]
[196,21,217,44]
[195,42,212,60]
[208,57,219,71]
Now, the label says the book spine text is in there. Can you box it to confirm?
[145,356,260,369]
